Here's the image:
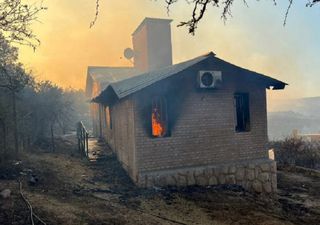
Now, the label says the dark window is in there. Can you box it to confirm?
[234,93,250,132]
[109,107,113,130]
[104,106,111,129]
[151,97,169,137]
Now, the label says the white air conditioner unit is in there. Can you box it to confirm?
[198,71,222,89]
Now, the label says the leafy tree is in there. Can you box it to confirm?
[0,66,34,154]
[0,1,91,158]
[32,81,73,151]
[0,34,34,154]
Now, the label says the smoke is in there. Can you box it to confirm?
[18,0,319,105]
[170,0,319,113]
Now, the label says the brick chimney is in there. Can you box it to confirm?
[132,18,173,73]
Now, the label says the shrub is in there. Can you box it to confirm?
[270,137,320,170]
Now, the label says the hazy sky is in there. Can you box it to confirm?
[19,0,319,103]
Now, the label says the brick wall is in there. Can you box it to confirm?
[102,97,137,180]
[133,71,268,174]
[100,65,271,190]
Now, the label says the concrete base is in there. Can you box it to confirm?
[137,159,277,193]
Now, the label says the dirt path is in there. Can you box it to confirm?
[0,137,320,225]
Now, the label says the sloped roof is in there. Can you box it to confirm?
[93,52,287,103]
[213,56,288,89]
[85,66,139,97]
[110,53,211,99]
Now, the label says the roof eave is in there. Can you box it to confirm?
[268,82,288,90]
[91,86,119,106]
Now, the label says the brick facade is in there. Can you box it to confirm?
[88,18,285,193]
[102,98,137,179]
[101,66,275,193]
[134,79,268,174]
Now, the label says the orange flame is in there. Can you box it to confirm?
[152,108,165,137]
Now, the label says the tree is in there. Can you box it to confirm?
[34,81,73,151]
[163,0,320,34]
[0,1,45,156]
[0,32,18,65]
[0,34,34,155]
[0,97,8,158]
[0,2,91,157]
[0,0,46,49]
[90,1,319,34]
[0,62,34,154]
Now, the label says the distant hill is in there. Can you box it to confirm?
[268,97,320,140]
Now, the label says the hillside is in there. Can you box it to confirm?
[268,97,320,140]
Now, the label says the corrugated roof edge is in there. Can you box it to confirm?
[111,52,215,99]
[87,66,135,75]
[93,51,287,103]
[88,66,134,69]
[86,66,138,98]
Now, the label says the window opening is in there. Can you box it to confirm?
[151,97,168,137]
[234,93,250,132]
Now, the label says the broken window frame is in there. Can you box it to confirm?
[151,96,169,138]
[234,93,251,132]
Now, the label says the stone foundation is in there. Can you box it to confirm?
[137,159,277,193]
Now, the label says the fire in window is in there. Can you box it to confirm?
[234,93,250,132]
[151,97,168,137]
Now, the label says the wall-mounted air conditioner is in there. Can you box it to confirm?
[198,71,222,89]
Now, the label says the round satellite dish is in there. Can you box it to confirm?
[124,48,134,59]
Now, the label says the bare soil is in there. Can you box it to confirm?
[0,136,319,225]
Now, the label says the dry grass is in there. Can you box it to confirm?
[1,137,320,225]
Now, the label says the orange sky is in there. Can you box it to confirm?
[19,0,320,105]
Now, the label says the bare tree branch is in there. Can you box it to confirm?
[165,0,320,34]
[89,0,319,34]
[307,0,320,6]
[284,0,293,26]
[90,0,100,28]
[0,0,46,49]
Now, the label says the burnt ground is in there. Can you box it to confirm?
[0,136,320,225]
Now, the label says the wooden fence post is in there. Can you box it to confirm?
[76,121,89,159]
[85,132,89,157]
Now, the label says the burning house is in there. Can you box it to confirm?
[86,18,287,193]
